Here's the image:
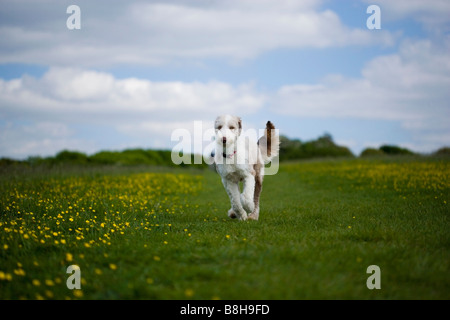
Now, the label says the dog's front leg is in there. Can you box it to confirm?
[222,178,248,221]
[241,174,255,214]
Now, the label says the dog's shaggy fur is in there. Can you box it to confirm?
[212,115,279,221]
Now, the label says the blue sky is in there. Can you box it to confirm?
[0,0,449,159]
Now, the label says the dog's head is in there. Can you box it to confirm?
[214,115,242,146]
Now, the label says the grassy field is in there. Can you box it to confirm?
[0,157,449,300]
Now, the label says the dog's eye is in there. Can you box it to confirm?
[217,126,222,130]
[229,126,235,130]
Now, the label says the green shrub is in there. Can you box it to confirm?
[379,145,414,155]
[360,148,386,157]
[54,150,89,164]
[279,133,354,160]
[434,147,450,156]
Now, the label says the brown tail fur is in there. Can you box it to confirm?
[258,121,279,163]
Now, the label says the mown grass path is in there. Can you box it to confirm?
[0,158,449,299]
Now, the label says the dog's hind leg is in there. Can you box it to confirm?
[248,164,263,220]
[222,178,248,221]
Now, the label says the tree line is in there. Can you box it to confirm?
[1,134,448,167]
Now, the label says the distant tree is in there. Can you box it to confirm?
[433,147,450,156]
[279,135,303,160]
[89,151,118,164]
[0,158,23,166]
[379,145,414,155]
[360,148,385,157]
[55,150,89,164]
[278,133,353,160]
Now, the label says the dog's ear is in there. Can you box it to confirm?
[237,117,242,136]
[214,116,221,129]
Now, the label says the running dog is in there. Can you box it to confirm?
[212,115,279,221]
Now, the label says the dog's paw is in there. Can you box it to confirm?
[228,208,248,221]
[247,213,259,221]
[238,216,248,221]
[228,209,237,219]
[238,212,248,221]
[248,208,259,221]
[240,194,255,213]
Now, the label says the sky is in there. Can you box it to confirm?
[0,0,449,159]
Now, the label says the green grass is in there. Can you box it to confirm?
[0,158,449,300]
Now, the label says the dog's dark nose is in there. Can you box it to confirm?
[222,137,227,143]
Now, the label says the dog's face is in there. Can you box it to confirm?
[214,115,242,146]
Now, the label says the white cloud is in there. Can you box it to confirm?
[0,67,265,158]
[2,35,449,158]
[0,0,395,67]
[0,121,97,158]
[0,67,265,117]
[1,0,449,158]
[273,38,450,152]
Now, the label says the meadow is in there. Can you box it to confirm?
[0,157,449,300]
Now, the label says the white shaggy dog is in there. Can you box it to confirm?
[212,115,279,221]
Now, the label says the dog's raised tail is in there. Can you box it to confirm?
[258,121,280,164]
